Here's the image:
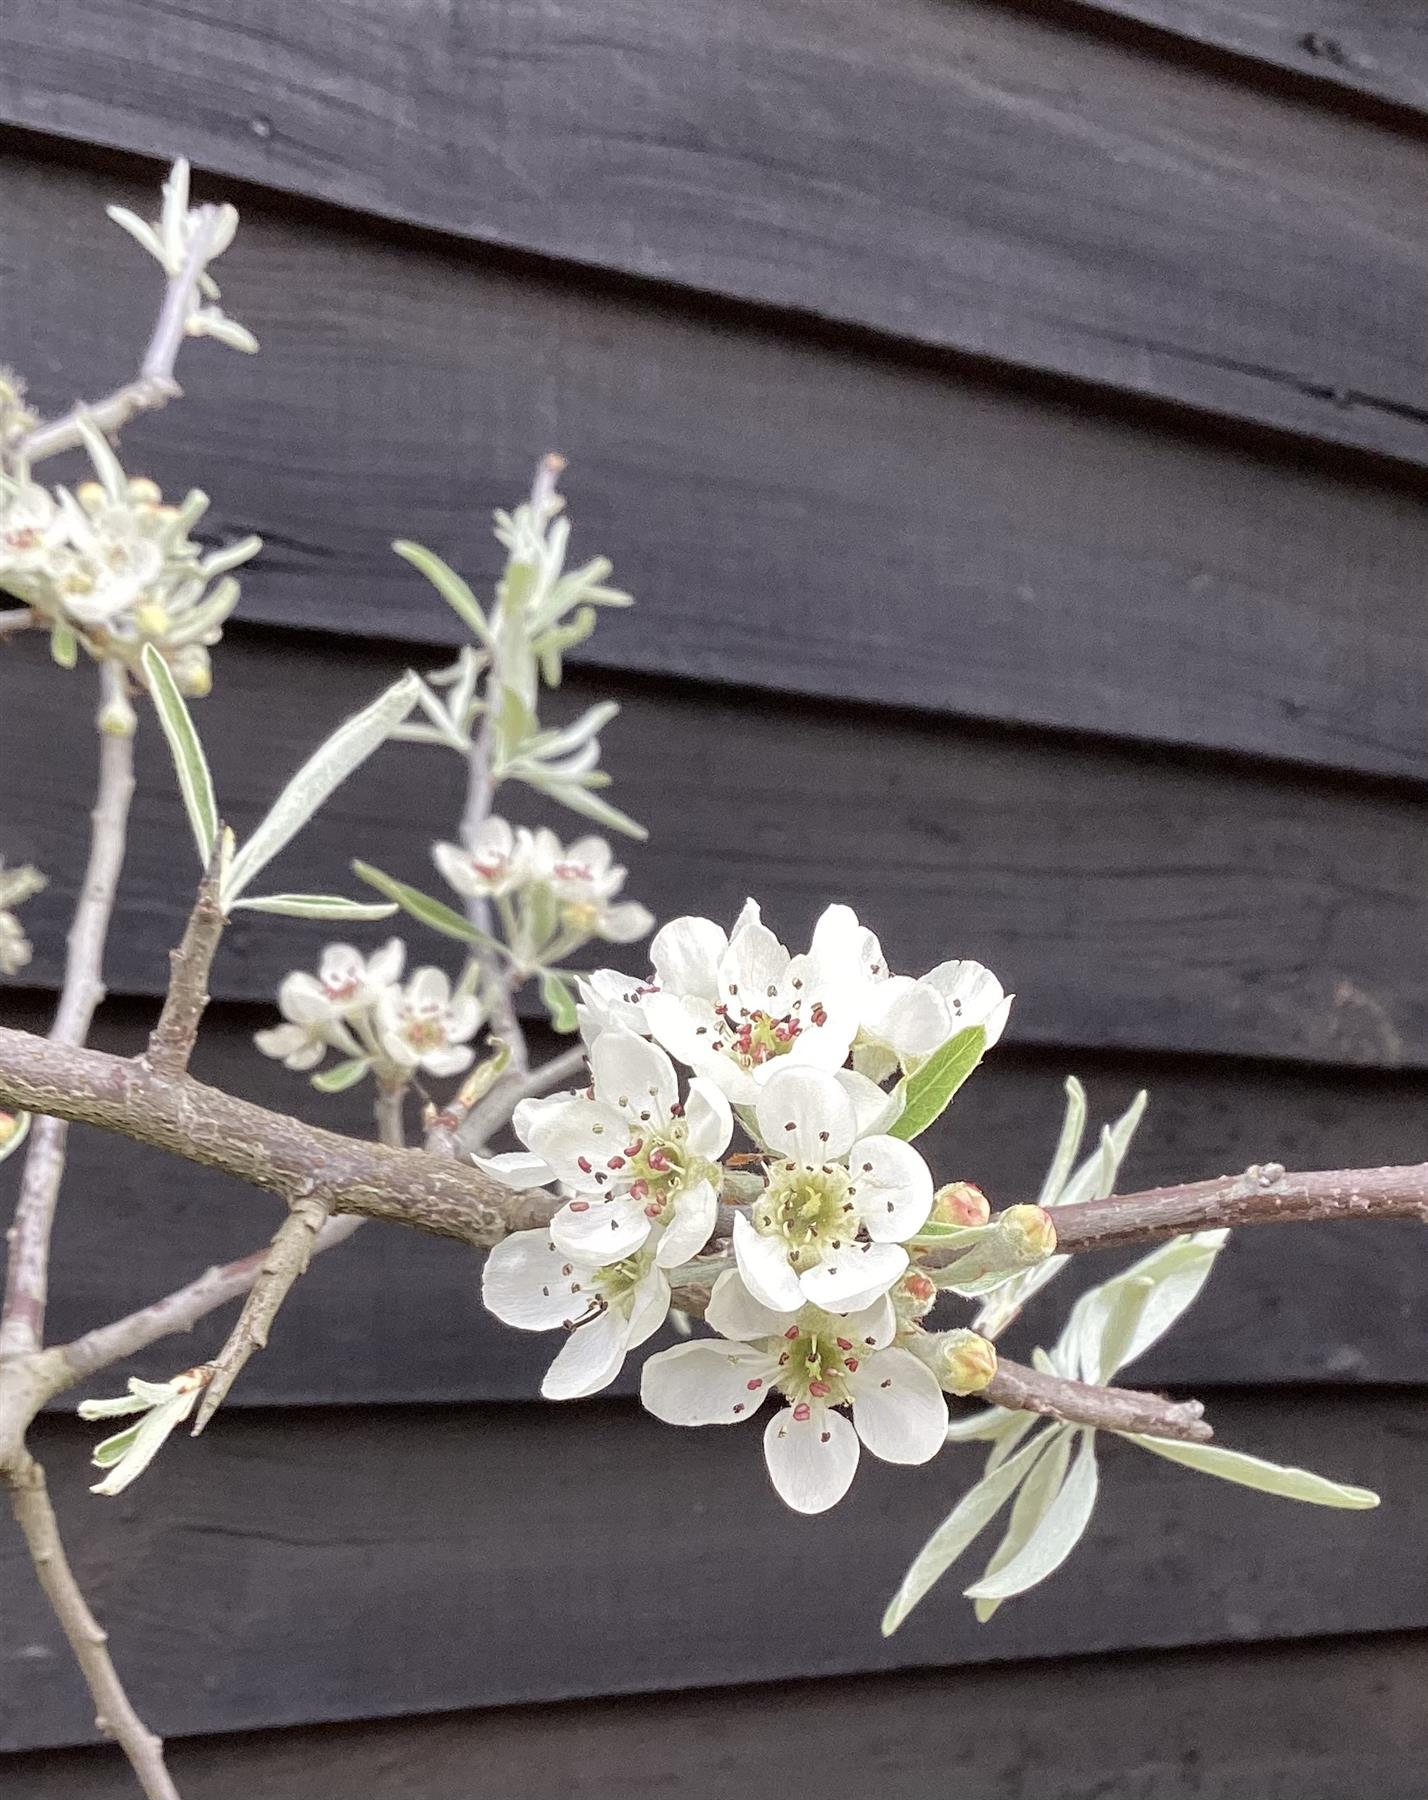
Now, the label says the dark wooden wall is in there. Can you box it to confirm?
[1,2,1427,1792]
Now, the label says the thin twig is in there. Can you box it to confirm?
[0,704,135,1357]
[981,1356,1212,1444]
[457,1042,586,1151]
[192,1194,329,1432]
[55,1085,406,1394]
[7,1452,180,1799]
[18,209,226,467]
[144,849,226,1079]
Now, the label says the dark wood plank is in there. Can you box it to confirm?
[9,995,1428,1405]
[17,1629,1428,1800]
[1082,0,1428,116]
[5,631,1427,1069]
[7,153,1428,785]
[4,1,1428,467]
[2,1392,1423,1750]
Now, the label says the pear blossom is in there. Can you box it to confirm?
[432,816,530,899]
[641,1270,948,1513]
[253,940,404,1071]
[844,918,1012,1081]
[479,1028,732,1269]
[0,858,44,977]
[733,1064,934,1314]
[375,966,482,1077]
[482,1230,670,1399]
[632,901,864,1104]
[535,828,654,945]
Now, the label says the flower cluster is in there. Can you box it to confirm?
[0,858,45,977]
[0,431,258,694]
[254,939,483,1086]
[434,817,653,966]
[481,899,1019,1512]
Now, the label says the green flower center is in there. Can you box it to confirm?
[757,1160,856,1269]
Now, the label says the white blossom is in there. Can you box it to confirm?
[432,816,530,899]
[479,1028,732,1269]
[641,1270,948,1513]
[482,1230,670,1399]
[375,965,482,1077]
[535,829,654,944]
[844,918,1012,1081]
[0,858,44,977]
[622,901,864,1103]
[732,1064,934,1312]
[253,940,404,1072]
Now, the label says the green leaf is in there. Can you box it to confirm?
[888,1025,987,1142]
[882,1427,1054,1634]
[530,778,648,841]
[540,969,578,1033]
[49,623,77,668]
[224,673,420,905]
[1128,1436,1380,1508]
[1094,1232,1228,1380]
[1037,1076,1087,1207]
[141,642,219,867]
[91,1421,144,1468]
[352,861,490,945]
[966,1430,1098,1606]
[972,1425,1072,1621]
[231,893,400,922]
[311,1057,371,1094]
[393,541,495,648]
[0,1111,31,1166]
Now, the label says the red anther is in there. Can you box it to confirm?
[836,1337,853,1350]
[746,1378,764,1391]
[844,1357,860,1373]
[808,1380,831,1398]
[607,1156,626,1170]
[630,1179,650,1201]
[569,1200,591,1213]
[792,1403,812,1423]
[784,1326,800,1340]
[810,1003,827,1027]
[644,1203,661,1219]
[577,1156,593,1174]
[625,1139,645,1157]
[648,1148,672,1173]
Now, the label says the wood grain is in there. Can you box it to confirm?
[2,1391,1422,1750]
[5,152,1428,784]
[2,1,1428,465]
[18,1629,1428,1799]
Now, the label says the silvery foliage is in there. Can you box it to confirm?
[881,1085,1379,1634]
[5,161,1380,1613]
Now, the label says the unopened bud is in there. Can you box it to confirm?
[0,1111,21,1148]
[934,1328,998,1396]
[999,1203,1057,1264]
[97,686,138,737]
[75,480,106,512]
[172,649,212,698]
[933,1181,990,1228]
[134,601,170,638]
[897,1268,937,1319]
[126,477,163,506]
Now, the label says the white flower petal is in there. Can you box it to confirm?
[849,1347,948,1464]
[524,1095,635,1189]
[550,1192,652,1262]
[835,1068,902,1139]
[624,1265,673,1350]
[719,918,790,1008]
[763,1405,860,1513]
[733,1213,805,1313]
[366,937,406,988]
[481,1230,585,1330]
[838,1293,898,1350]
[472,1149,558,1191]
[922,961,1011,1047]
[865,977,950,1058]
[650,915,727,1000]
[541,1307,628,1400]
[590,1029,676,1125]
[799,1241,908,1313]
[705,1267,796,1341]
[850,1135,935,1242]
[654,1178,718,1267]
[684,1077,734,1159]
[421,1044,474,1077]
[641,1340,780,1424]
[754,1065,857,1162]
[408,966,451,1009]
[600,901,654,944]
